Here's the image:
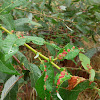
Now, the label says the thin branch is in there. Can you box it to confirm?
[15,7,76,24]
[0,26,61,70]
[12,55,26,70]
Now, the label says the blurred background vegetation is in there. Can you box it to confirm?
[0,0,100,100]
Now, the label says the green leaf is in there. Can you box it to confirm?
[87,0,100,5]
[16,52,41,86]
[29,64,41,87]
[79,53,90,70]
[58,80,96,100]
[95,12,100,20]
[85,48,97,59]
[51,43,61,50]
[45,62,54,92]
[1,34,18,60]
[0,51,19,75]
[89,69,95,82]
[14,18,41,27]
[35,72,51,100]
[65,0,72,7]
[64,44,79,60]
[40,0,46,9]
[0,30,2,39]
[0,0,27,14]
[24,36,45,45]
[46,44,56,56]
[0,14,15,30]
[0,72,7,83]
[14,37,27,47]
[16,51,30,69]
[55,71,71,91]
[4,82,18,100]
[75,25,87,33]
[39,63,45,71]
[79,53,95,81]
[1,34,45,60]
[97,88,100,96]
[48,0,52,5]
[58,43,80,60]
[45,42,61,50]
[45,4,53,12]
[35,73,45,100]
[0,30,2,47]
[1,75,19,100]
[15,24,31,31]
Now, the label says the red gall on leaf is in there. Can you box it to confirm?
[11,30,14,33]
[72,46,75,49]
[44,79,46,82]
[45,65,47,68]
[59,54,62,57]
[49,56,52,61]
[45,75,48,79]
[61,54,66,57]
[63,49,65,51]
[56,90,58,92]
[61,71,65,76]
[67,49,70,52]
[87,66,92,71]
[21,34,23,37]
[58,56,63,60]
[89,67,92,70]
[82,11,86,12]
[59,75,64,78]
[62,51,67,54]
[87,66,90,68]
[2,31,5,33]
[44,60,47,62]
[44,75,48,81]
[44,85,46,90]
[78,48,84,50]
[56,86,58,88]
[49,91,51,93]
[44,69,47,72]
[57,78,61,85]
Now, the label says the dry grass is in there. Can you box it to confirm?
[77,89,99,100]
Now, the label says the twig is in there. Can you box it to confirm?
[12,55,26,70]
[66,67,86,72]
[0,26,61,70]
[15,7,76,24]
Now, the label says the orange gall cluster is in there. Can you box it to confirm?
[57,71,68,86]
[58,49,67,60]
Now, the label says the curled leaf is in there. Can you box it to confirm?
[67,76,86,90]
[57,92,63,100]
[34,52,39,59]
[1,75,19,100]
